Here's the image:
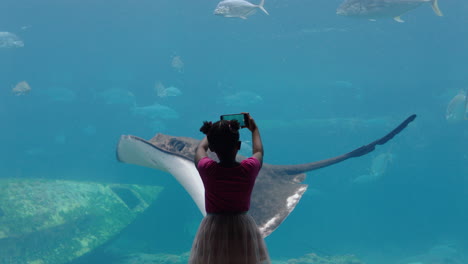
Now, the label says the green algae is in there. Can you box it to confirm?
[284,253,365,264]
[114,252,364,264]
[117,252,190,264]
[0,178,163,264]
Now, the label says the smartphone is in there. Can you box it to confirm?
[220,113,249,128]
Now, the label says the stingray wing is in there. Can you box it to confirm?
[250,166,307,237]
[116,134,307,237]
[117,135,206,215]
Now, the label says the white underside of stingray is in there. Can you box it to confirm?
[117,135,206,215]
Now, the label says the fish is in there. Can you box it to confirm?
[214,0,269,19]
[132,103,179,120]
[155,81,182,98]
[446,90,468,123]
[117,114,416,237]
[220,90,263,107]
[171,55,184,73]
[12,81,31,96]
[0,178,162,264]
[0,32,24,48]
[336,0,443,23]
[353,152,393,183]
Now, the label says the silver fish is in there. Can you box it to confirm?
[214,0,269,19]
[446,90,468,123]
[353,152,393,183]
[336,0,443,23]
[11,81,31,96]
[0,32,24,48]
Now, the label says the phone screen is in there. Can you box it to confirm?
[220,114,247,127]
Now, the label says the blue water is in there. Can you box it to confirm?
[1,0,468,263]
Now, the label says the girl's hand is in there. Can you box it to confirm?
[243,112,258,132]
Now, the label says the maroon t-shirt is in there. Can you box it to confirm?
[197,157,261,214]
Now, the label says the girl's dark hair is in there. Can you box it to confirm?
[200,120,240,152]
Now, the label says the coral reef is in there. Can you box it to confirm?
[115,252,363,264]
[285,253,365,264]
[117,252,190,264]
[0,178,163,264]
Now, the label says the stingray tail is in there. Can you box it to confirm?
[275,114,417,175]
[431,0,443,16]
[258,0,269,15]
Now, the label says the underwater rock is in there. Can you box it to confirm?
[116,252,190,264]
[286,253,364,264]
[12,81,31,96]
[400,243,466,264]
[0,178,163,264]
[0,32,24,48]
[115,252,362,264]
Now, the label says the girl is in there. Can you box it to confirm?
[189,113,270,264]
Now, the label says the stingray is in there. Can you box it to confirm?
[116,114,416,237]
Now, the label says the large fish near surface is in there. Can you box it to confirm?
[117,115,416,237]
[336,0,443,22]
[214,0,269,19]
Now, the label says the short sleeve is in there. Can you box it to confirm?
[197,157,216,171]
[241,157,262,176]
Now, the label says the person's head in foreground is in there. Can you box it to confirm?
[200,119,241,162]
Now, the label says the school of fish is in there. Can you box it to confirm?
[212,0,443,21]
